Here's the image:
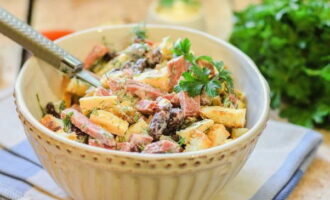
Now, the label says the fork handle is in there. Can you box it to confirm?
[0,7,82,74]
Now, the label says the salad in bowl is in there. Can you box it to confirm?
[40,25,248,154]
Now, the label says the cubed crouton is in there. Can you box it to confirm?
[40,114,63,131]
[185,130,212,152]
[79,96,118,114]
[90,110,129,136]
[125,118,149,140]
[200,106,246,128]
[177,119,214,143]
[133,67,170,92]
[231,128,249,139]
[206,124,230,146]
[66,78,90,96]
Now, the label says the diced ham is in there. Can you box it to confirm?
[126,79,165,100]
[162,93,180,106]
[88,139,114,150]
[228,93,238,105]
[84,45,109,69]
[94,87,110,96]
[40,114,63,132]
[61,108,116,147]
[167,56,189,89]
[136,98,172,115]
[142,140,181,153]
[136,100,159,114]
[117,142,134,152]
[129,134,153,146]
[178,92,200,117]
[108,79,122,92]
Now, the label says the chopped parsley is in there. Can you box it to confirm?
[63,112,73,132]
[133,23,147,40]
[178,136,185,146]
[173,39,233,97]
[36,94,46,116]
[172,38,194,62]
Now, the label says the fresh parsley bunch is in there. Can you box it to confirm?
[173,38,233,97]
[230,0,330,128]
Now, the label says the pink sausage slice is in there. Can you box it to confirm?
[84,45,109,69]
[178,92,200,117]
[167,56,189,89]
[135,100,159,115]
[126,80,165,100]
[61,108,116,147]
[142,140,181,153]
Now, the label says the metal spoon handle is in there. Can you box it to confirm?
[0,7,100,87]
[0,7,82,74]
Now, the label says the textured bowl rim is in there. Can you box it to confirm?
[15,24,270,159]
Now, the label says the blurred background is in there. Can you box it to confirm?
[0,0,261,90]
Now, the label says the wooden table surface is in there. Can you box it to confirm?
[0,0,329,199]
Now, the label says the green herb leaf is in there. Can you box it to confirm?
[172,38,194,62]
[133,23,147,40]
[63,112,73,132]
[205,78,221,97]
[36,94,46,116]
[230,0,330,128]
[173,38,234,97]
[178,136,185,146]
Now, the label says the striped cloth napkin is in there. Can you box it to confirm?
[0,89,322,200]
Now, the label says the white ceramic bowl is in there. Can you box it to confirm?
[14,24,269,200]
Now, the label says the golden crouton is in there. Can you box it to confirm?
[207,124,230,146]
[177,119,214,143]
[90,110,129,136]
[200,106,246,128]
[40,114,63,131]
[232,128,249,139]
[66,78,90,96]
[134,67,170,92]
[185,130,212,152]
[79,96,118,114]
[125,118,149,140]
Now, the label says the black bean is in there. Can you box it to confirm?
[147,49,162,68]
[164,108,184,136]
[45,103,60,118]
[132,58,148,74]
[148,110,170,140]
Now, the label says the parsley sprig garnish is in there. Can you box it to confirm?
[172,38,194,62]
[133,23,147,40]
[173,38,233,97]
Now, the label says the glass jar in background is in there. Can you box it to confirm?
[202,0,233,40]
[147,0,206,31]
[147,0,234,40]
